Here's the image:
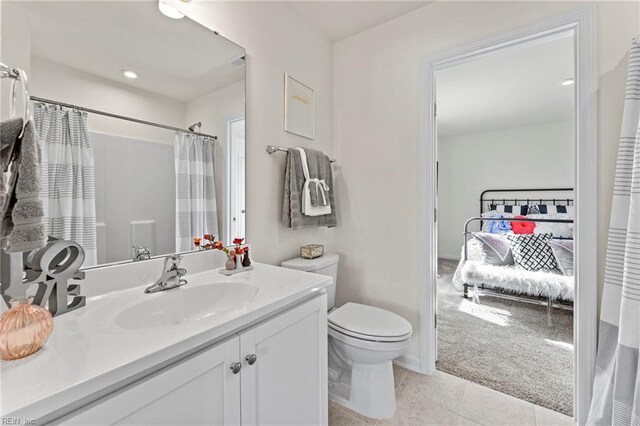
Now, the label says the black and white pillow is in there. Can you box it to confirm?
[506,233,558,271]
[536,204,574,216]
[489,204,529,215]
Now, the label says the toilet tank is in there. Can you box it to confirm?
[281,253,339,310]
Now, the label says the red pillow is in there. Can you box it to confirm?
[511,215,535,234]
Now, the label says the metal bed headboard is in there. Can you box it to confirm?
[480,187,574,216]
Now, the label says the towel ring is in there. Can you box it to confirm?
[10,67,30,138]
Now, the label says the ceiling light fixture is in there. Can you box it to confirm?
[159,1,184,19]
[561,78,574,86]
[122,69,139,79]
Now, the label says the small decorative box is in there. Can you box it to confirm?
[300,244,324,259]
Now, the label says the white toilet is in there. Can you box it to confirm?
[281,253,412,419]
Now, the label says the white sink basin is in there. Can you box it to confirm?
[115,282,258,330]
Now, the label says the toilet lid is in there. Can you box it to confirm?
[328,303,412,340]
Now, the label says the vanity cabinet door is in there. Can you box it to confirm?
[239,295,328,426]
[60,336,241,426]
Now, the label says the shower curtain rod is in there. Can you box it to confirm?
[30,96,218,140]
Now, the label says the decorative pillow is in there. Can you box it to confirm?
[510,215,536,234]
[548,240,574,276]
[528,213,574,239]
[535,204,574,217]
[489,204,529,215]
[507,233,558,271]
[487,216,512,234]
[473,233,514,265]
[481,211,514,232]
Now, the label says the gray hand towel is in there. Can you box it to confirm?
[282,148,337,229]
[1,118,23,216]
[304,148,330,207]
[2,120,47,253]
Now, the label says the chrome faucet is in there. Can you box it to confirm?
[144,254,188,294]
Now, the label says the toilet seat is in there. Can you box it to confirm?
[328,322,411,343]
[328,325,411,351]
[328,303,412,343]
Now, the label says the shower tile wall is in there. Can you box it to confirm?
[92,132,175,264]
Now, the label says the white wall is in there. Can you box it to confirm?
[185,81,245,243]
[0,3,30,121]
[30,57,185,142]
[174,1,336,265]
[437,121,573,259]
[333,1,640,363]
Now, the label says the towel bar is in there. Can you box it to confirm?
[266,145,336,163]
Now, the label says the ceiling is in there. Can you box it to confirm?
[287,1,431,41]
[14,1,245,102]
[436,34,575,137]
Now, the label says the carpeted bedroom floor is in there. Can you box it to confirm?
[436,258,574,416]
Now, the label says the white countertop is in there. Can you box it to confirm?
[0,263,332,421]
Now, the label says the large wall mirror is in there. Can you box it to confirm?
[1,1,246,268]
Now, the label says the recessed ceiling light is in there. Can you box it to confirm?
[561,78,574,86]
[122,70,139,79]
[159,1,184,19]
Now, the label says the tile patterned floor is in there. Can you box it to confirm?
[328,365,574,426]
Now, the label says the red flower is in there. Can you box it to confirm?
[213,241,223,250]
[204,234,215,241]
[233,238,244,245]
[236,247,245,255]
[193,237,202,247]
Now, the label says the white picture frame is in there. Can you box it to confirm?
[284,73,314,140]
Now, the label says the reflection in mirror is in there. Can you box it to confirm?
[1,1,246,268]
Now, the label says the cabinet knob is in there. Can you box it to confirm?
[245,354,257,365]
[230,362,242,374]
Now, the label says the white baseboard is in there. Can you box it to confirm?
[393,354,423,374]
[438,254,460,261]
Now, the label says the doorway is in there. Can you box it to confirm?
[419,7,597,423]
[227,117,246,242]
[435,31,575,415]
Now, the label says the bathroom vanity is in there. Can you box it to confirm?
[0,261,331,425]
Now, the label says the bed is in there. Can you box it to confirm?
[451,188,575,326]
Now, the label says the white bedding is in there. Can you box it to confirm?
[452,239,574,301]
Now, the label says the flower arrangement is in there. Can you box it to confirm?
[193,234,228,254]
[233,238,245,256]
[192,235,248,258]
[193,235,250,272]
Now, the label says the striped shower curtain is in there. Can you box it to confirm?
[174,133,218,252]
[34,104,97,267]
[587,37,640,425]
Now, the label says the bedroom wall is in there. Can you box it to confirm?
[333,1,640,364]
[437,121,574,260]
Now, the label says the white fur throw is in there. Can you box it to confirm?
[453,260,574,301]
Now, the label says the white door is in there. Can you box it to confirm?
[240,296,328,426]
[228,117,246,242]
[61,337,241,425]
